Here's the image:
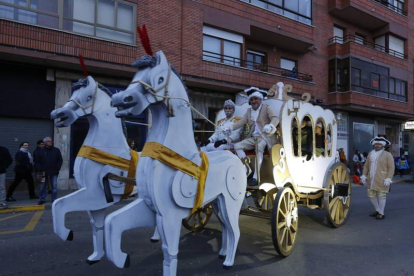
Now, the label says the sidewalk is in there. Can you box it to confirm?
[0,189,137,214]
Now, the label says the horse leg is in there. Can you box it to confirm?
[157,213,182,276]
[86,209,106,264]
[150,226,160,243]
[217,195,242,269]
[105,198,155,268]
[52,188,88,241]
[211,199,227,259]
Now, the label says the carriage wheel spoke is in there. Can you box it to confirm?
[280,228,287,246]
[258,197,265,206]
[278,221,286,230]
[330,198,339,219]
[278,209,287,218]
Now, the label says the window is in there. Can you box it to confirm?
[375,0,405,15]
[374,35,386,52]
[240,0,312,25]
[203,26,242,67]
[389,35,404,57]
[246,50,266,71]
[334,26,344,44]
[300,116,313,159]
[347,57,407,101]
[355,34,365,45]
[327,124,332,157]
[351,68,361,86]
[328,58,350,92]
[315,119,326,157]
[292,117,300,157]
[0,0,136,44]
[281,58,296,71]
[374,34,405,59]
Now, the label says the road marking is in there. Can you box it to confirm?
[0,205,45,214]
[0,211,44,235]
[0,212,28,222]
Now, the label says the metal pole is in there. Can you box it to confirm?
[254,137,260,184]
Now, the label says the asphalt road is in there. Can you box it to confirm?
[1,182,413,276]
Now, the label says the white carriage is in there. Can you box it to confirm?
[183,83,351,256]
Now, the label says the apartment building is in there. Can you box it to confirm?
[0,0,412,188]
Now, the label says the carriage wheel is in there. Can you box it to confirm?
[182,204,213,232]
[271,187,298,257]
[324,162,351,228]
[254,188,278,211]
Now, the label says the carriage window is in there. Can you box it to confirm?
[315,119,326,157]
[300,116,313,160]
[292,117,299,157]
[327,124,333,157]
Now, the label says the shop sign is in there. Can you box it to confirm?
[404,121,414,130]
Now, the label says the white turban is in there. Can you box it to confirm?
[223,99,235,108]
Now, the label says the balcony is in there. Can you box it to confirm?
[203,50,313,82]
[203,1,315,54]
[328,0,407,30]
[328,35,407,61]
[371,0,406,16]
[239,0,312,25]
[0,20,136,76]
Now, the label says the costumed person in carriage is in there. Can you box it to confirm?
[202,100,242,152]
[227,88,279,186]
[360,136,395,220]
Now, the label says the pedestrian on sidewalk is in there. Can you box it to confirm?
[361,136,395,220]
[395,154,409,177]
[0,145,13,209]
[6,142,37,202]
[35,137,62,205]
[33,140,49,192]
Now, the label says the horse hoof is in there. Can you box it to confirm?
[218,255,226,260]
[67,231,74,241]
[124,254,131,268]
[86,259,100,265]
[150,239,159,243]
[223,265,232,270]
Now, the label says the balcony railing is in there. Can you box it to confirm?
[203,50,313,82]
[372,0,406,16]
[328,35,407,60]
[240,0,312,25]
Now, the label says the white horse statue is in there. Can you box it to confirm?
[106,51,246,275]
[50,76,147,264]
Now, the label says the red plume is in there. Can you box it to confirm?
[78,55,89,77]
[137,25,154,56]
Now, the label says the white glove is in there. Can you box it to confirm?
[384,178,392,187]
[223,127,232,135]
[360,175,367,185]
[226,137,232,145]
[263,124,275,134]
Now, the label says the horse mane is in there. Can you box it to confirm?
[131,55,188,94]
[72,78,128,138]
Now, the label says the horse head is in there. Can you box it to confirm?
[51,76,111,127]
[112,51,180,118]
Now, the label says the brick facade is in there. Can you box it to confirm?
[0,0,413,186]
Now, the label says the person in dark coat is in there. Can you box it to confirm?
[33,140,50,193]
[36,137,62,205]
[6,142,37,201]
[0,146,13,208]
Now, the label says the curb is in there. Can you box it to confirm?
[0,205,45,214]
